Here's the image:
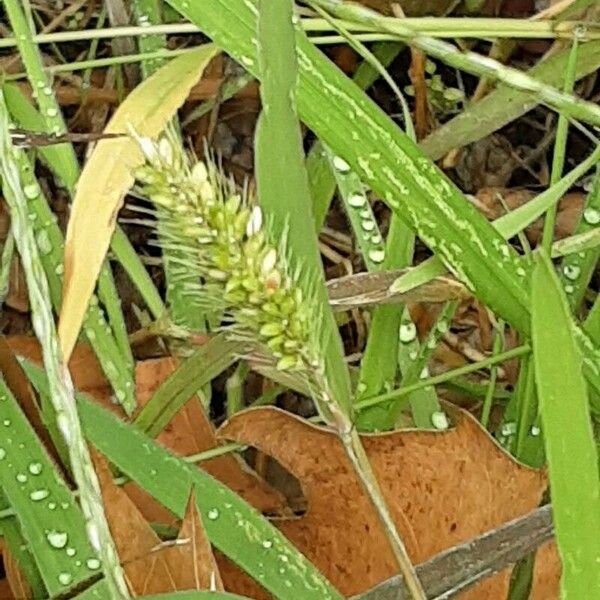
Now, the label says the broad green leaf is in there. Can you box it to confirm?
[531,250,600,598]
[22,360,343,600]
[59,44,218,362]
[0,378,98,596]
[255,0,351,414]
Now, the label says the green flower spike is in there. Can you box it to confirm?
[132,132,324,377]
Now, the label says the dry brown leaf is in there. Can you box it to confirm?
[90,448,178,596]
[91,449,225,596]
[163,491,224,592]
[0,540,27,600]
[216,406,558,599]
[125,358,286,525]
[4,335,115,405]
[474,188,584,243]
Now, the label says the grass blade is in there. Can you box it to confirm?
[0,378,98,596]
[59,44,218,363]
[531,250,600,597]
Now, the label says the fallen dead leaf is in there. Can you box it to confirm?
[91,449,224,596]
[125,358,286,525]
[473,188,584,243]
[0,540,26,600]
[216,406,558,599]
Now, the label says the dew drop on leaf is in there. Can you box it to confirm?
[207,508,220,520]
[47,531,68,549]
[30,489,49,502]
[28,462,43,475]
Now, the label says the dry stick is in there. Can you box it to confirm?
[0,96,130,600]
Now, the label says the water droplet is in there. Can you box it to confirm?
[347,193,366,208]
[48,502,57,510]
[563,264,581,280]
[0,448,6,460]
[30,489,49,501]
[368,249,385,263]
[431,411,449,430]
[583,207,600,225]
[46,108,58,118]
[16,473,27,483]
[55,263,64,275]
[2,420,10,427]
[332,156,350,173]
[262,539,273,549]
[516,267,527,277]
[36,230,52,255]
[23,184,38,199]
[86,558,101,570]
[66,547,76,557]
[115,389,126,402]
[398,323,417,343]
[207,508,220,520]
[530,425,541,436]
[361,219,375,232]
[564,284,574,294]
[28,462,42,475]
[501,421,516,436]
[47,531,68,549]
[58,572,72,586]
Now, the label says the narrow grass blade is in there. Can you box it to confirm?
[0,378,98,596]
[59,45,218,362]
[559,167,600,310]
[255,1,351,414]
[391,142,600,296]
[77,586,251,600]
[133,334,238,437]
[22,360,344,600]
[0,490,46,598]
[531,250,600,597]
[2,0,135,398]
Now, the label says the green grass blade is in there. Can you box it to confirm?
[531,250,600,597]
[22,360,344,600]
[0,490,46,598]
[559,167,600,310]
[133,333,238,437]
[2,0,134,373]
[307,42,401,231]
[0,378,99,596]
[391,142,600,296]
[255,0,351,414]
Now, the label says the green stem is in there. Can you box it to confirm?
[356,345,531,411]
[0,18,598,49]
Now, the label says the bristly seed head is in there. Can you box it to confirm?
[132,133,324,378]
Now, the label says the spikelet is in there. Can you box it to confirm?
[132,132,324,376]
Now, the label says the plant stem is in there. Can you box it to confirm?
[0,18,598,50]
[312,0,600,128]
[0,94,129,600]
[356,345,531,411]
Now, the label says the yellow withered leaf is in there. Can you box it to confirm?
[59,45,219,361]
